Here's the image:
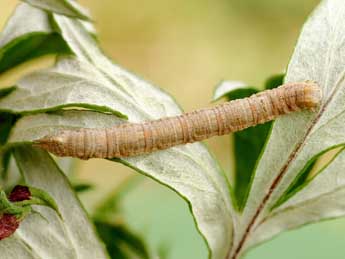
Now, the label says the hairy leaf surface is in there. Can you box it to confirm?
[0,146,108,259]
[0,3,69,73]
[248,148,345,248]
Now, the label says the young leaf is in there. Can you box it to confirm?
[0,3,69,73]
[21,0,91,20]
[228,0,345,257]
[5,109,234,259]
[0,146,108,259]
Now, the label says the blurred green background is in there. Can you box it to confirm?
[2,0,345,258]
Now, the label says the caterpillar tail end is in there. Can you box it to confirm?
[33,135,67,158]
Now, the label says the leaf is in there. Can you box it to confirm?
[227,0,345,257]
[230,74,288,210]
[73,183,93,193]
[264,74,285,90]
[212,77,284,210]
[0,113,16,146]
[0,3,69,74]
[248,147,345,249]
[0,87,16,99]
[95,220,150,259]
[0,145,108,259]
[0,113,17,180]
[21,0,91,20]
[5,108,234,259]
[0,57,129,118]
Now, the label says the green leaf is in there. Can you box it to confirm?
[95,220,150,259]
[73,183,93,193]
[0,87,15,99]
[0,113,16,146]
[227,0,345,257]
[0,146,108,259]
[22,0,91,20]
[5,108,234,259]
[230,76,285,210]
[0,89,18,179]
[24,186,61,217]
[212,78,283,210]
[234,119,272,211]
[264,74,285,90]
[0,113,17,180]
[0,3,69,74]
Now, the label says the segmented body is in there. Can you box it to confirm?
[37,82,322,159]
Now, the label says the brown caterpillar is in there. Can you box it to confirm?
[36,82,321,159]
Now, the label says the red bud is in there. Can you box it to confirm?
[9,185,31,202]
[0,214,19,240]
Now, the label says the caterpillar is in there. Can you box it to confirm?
[36,82,321,159]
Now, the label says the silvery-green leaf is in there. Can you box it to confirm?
[228,0,345,257]
[0,3,69,73]
[0,57,129,118]
[0,145,108,259]
[22,0,91,20]
[6,109,234,259]
[0,4,51,50]
[246,148,345,250]
[53,16,185,121]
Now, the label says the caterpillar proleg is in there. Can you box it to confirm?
[36,82,321,159]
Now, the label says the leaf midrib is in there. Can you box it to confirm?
[257,184,345,229]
